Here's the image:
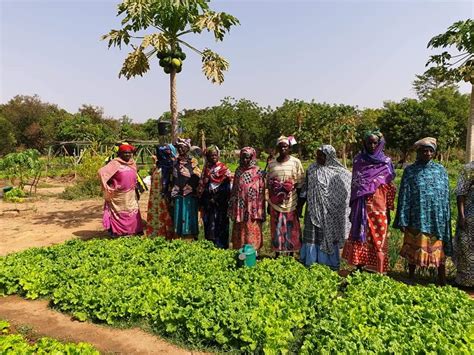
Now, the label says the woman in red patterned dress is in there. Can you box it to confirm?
[342,130,396,273]
[228,147,266,250]
[146,144,176,239]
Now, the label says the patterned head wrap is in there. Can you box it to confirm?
[414,137,437,151]
[240,147,257,168]
[174,138,191,149]
[318,145,340,167]
[276,135,297,146]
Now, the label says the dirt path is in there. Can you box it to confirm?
[0,183,148,256]
[0,295,197,354]
[0,181,207,354]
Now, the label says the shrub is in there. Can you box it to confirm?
[3,188,26,203]
[60,150,106,200]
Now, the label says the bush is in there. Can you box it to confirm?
[0,150,42,189]
[60,150,106,200]
[3,188,26,203]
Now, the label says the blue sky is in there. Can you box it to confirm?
[1,0,472,122]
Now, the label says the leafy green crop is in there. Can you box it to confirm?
[0,238,472,353]
[3,188,26,203]
[0,319,99,354]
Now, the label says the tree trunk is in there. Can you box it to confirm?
[466,84,474,163]
[342,142,347,168]
[170,69,178,142]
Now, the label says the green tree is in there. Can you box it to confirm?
[181,98,267,152]
[0,149,43,189]
[0,114,17,156]
[78,104,105,124]
[424,86,469,150]
[57,114,115,142]
[118,115,147,140]
[141,118,160,139]
[379,98,457,162]
[102,0,239,142]
[425,19,474,161]
[412,71,458,99]
[0,95,70,152]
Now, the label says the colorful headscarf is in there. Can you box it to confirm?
[118,144,135,152]
[175,138,191,149]
[414,137,437,151]
[276,135,297,146]
[240,147,257,169]
[350,134,395,242]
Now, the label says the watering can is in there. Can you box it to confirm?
[238,244,257,268]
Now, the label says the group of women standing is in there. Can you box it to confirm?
[99,132,473,288]
[144,136,306,256]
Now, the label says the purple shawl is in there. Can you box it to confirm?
[349,139,395,241]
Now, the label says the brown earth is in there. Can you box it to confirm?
[0,181,207,354]
[0,183,136,256]
[0,296,195,354]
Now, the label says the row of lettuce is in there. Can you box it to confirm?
[0,319,99,354]
[0,237,472,353]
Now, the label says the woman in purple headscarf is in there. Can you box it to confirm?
[342,130,396,273]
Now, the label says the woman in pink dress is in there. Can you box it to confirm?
[98,144,143,236]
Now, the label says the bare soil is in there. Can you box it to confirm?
[0,180,206,354]
[0,296,193,354]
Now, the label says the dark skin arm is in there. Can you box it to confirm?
[457,195,466,230]
[296,189,304,218]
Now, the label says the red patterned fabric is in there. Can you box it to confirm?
[231,220,263,250]
[342,183,396,273]
[270,209,302,252]
[146,168,176,240]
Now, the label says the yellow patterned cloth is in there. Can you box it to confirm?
[400,228,445,267]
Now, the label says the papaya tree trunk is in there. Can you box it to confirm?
[466,84,474,163]
[170,69,178,142]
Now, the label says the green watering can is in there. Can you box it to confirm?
[238,244,257,268]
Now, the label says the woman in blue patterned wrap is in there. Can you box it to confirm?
[394,137,451,285]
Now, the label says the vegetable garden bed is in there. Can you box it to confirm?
[0,237,472,353]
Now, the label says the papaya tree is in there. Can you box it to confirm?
[425,19,474,162]
[0,149,42,189]
[102,0,239,142]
